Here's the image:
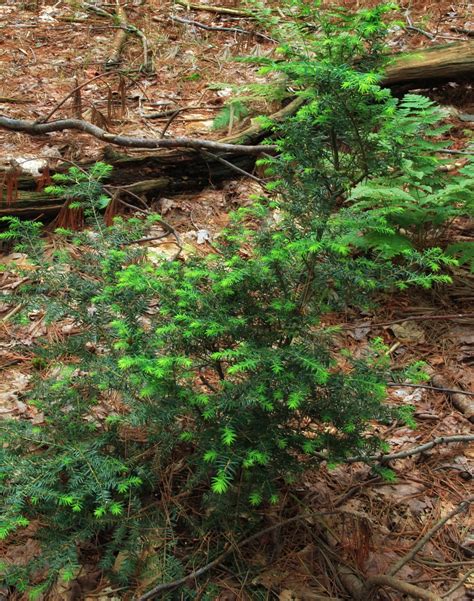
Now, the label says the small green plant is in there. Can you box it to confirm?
[0,3,463,596]
[348,98,474,253]
[212,100,249,131]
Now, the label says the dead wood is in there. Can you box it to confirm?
[107,5,129,69]
[168,15,275,42]
[84,1,152,71]
[0,152,255,219]
[0,115,276,155]
[0,97,34,104]
[388,496,473,577]
[174,0,253,17]
[346,434,474,464]
[384,41,474,87]
[343,497,473,600]
[0,98,301,219]
[337,567,443,601]
[362,575,442,600]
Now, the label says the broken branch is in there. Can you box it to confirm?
[431,375,474,421]
[174,0,253,17]
[386,382,474,397]
[0,115,276,155]
[84,1,152,71]
[168,15,275,42]
[347,434,474,464]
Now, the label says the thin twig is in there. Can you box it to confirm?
[37,71,120,124]
[169,15,275,42]
[174,0,253,17]
[135,511,342,600]
[160,109,184,138]
[36,71,150,124]
[438,148,474,155]
[363,574,442,601]
[200,149,265,183]
[388,496,474,577]
[386,383,474,397]
[347,434,474,464]
[404,25,435,40]
[0,303,23,322]
[110,187,183,259]
[342,312,474,329]
[450,26,474,37]
[198,370,219,393]
[123,233,171,246]
[143,107,183,119]
[442,568,474,598]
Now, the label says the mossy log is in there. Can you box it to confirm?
[384,41,474,87]
[219,41,472,95]
[1,42,473,220]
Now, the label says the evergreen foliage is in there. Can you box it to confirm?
[0,3,468,596]
[212,100,249,130]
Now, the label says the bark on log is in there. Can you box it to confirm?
[0,153,255,219]
[384,41,474,87]
[1,42,473,220]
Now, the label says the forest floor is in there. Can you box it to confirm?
[0,1,473,600]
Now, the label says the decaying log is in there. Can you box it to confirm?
[0,150,263,219]
[0,97,302,219]
[384,41,474,87]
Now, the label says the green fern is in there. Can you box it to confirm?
[446,241,474,272]
[212,100,249,130]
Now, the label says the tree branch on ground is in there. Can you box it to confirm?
[343,312,474,328]
[347,434,474,464]
[174,0,253,17]
[362,574,442,600]
[386,382,474,397]
[431,375,474,421]
[0,115,276,155]
[168,15,276,42]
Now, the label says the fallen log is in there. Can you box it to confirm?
[0,97,302,220]
[384,41,474,87]
[0,42,472,220]
[0,153,256,219]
